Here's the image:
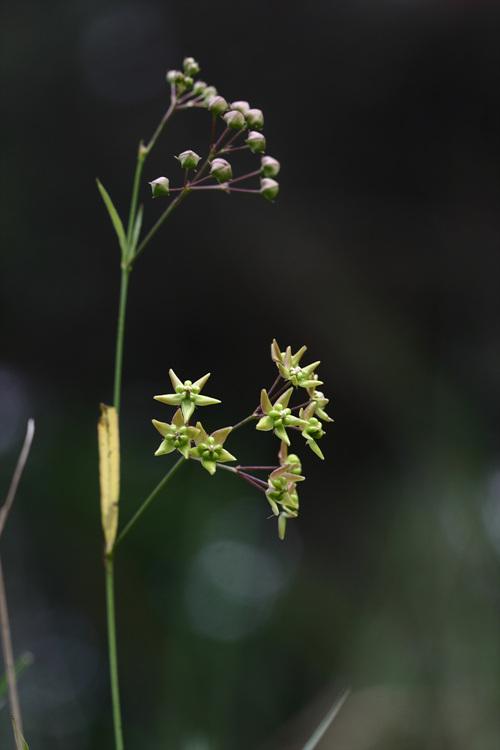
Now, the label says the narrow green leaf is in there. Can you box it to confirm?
[301,690,350,750]
[130,204,143,256]
[96,179,127,257]
[0,652,33,701]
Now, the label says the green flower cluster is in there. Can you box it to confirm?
[266,444,305,540]
[151,340,332,541]
[152,369,235,475]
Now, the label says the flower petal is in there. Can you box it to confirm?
[195,395,221,406]
[276,387,293,408]
[256,416,274,431]
[201,458,217,475]
[274,424,290,445]
[306,438,324,460]
[212,426,232,445]
[181,399,196,421]
[155,439,175,456]
[169,368,183,389]
[217,448,237,463]
[152,419,170,437]
[154,393,182,405]
[172,408,185,427]
[193,372,211,390]
[260,389,273,414]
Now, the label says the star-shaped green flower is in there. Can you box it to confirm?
[270,339,323,389]
[255,388,305,445]
[152,409,200,459]
[190,423,237,475]
[154,369,221,421]
[278,441,303,476]
[307,387,333,423]
[299,403,326,459]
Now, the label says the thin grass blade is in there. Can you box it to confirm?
[301,689,350,750]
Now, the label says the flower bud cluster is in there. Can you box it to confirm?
[152,57,281,202]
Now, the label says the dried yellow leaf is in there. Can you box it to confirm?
[97,404,120,555]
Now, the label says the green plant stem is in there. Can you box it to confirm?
[113,267,130,414]
[105,556,124,750]
[115,456,186,548]
[232,413,258,431]
[133,190,189,264]
[104,91,180,750]
[126,152,146,244]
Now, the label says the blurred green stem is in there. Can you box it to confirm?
[105,91,182,750]
[105,556,124,750]
[116,456,186,548]
[113,267,130,415]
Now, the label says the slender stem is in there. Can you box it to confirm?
[105,556,124,750]
[115,457,186,548]
[113,268,130,413]
[237,466,278,472]
[232,413,259,432]
[228,169,261,186]
[146,87,177,153]
[238,472,267,492]
[126,151,146,245]
[267,374,283,398]
[0,420,35,538]
[133,191,189,264]
[0,557,23,742]
[0,419,35,747]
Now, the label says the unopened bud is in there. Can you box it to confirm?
[150,177,170,198]
[261,156,280,177]
[203,86,218,101]
[210,158,232,183]
[183,75,194,89]
[183,57,200,77]
[260,178,279,201]
[231,100,250,115]
[246,130,266,153]
[208,95,229,115]
[166,69,183,84]
[246,108,264,130]
[177,150,201,169]
[223,110,246,130]
[193,80,207,95]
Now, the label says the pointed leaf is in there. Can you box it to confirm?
[97,404,120,555]
[96,179,127,258]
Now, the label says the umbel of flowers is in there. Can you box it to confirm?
[150,56,280,203]
[152,340,333,540]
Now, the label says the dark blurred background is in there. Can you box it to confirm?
[2,0,500,748]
